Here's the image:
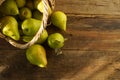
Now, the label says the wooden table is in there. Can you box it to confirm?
[1,0,120,80]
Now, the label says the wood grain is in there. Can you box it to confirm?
[1,16,120,80]
[1,0,120,80]
[56,0,120,18]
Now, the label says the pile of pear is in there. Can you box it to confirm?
[0,0,67,68]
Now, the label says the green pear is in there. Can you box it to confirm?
[15,0,26,8]
[26,44,47,68]
[23,29,48,44]
[0,0,19,15]
[22,36,33,42]
[0,16,20,40]
[47,33,64,49]
[34,0,52,15]
[21,18,42,36]
[19,7,32,20]
[51,11,67,31]
[47,3,52,16]
[36,29,48,44]
[33,10,43,20]
[34,0,44,13]
[34,0,41,8]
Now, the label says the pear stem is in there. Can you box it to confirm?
[55,48,63,55]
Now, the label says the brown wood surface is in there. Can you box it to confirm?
[56,0,120,18]
[1,0,120,80]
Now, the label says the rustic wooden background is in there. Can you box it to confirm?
[1,0,120,80]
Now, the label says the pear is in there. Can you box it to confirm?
[23,29,48,44]
[33,10,43,20]
[26,44,47,68]
[0,0,19,15]
[19,7,32,20]
[51,11,67,31]
[15,0,26,8]
[34,0,42,8]
[47,4,52,16]
[34,0,52,15]
[47,33,64,49]
[21,18,42,36]
[22,36,33,43]
[0,16,20,40]
[34,0,44,13]
[36,29,48,44]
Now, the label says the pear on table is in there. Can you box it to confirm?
[47,33,65,49]
[26,44,47,68]
[51,11,67,31]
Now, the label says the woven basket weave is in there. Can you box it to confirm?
[0,0,55,49]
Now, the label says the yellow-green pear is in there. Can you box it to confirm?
[36,29,48,44]
[19,7,32,20]
[0,16,20,40]
[22,36,32,42]
[15,0,26,8]
[33,10,43,20]
[34,0,52,15]
[47,2,52,16]
[51,11,67,31]
[23,29,48,44]
[0,0,19,15]
[47,33,65,49]
[26,44,47,68]
[21,18,42,36]
[34,0,44,13]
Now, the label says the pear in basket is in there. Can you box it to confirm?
[34,0,52,15]
[33,10,43,20]
[0,16,20,40]
[0,0,19,15]
[19,7,32,20]
[21,18,42,36]
[15,0,26,8]
[23,29,48,44]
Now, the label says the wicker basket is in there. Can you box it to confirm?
[0,0,55,49]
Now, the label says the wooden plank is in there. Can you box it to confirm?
[56,0,120,18]
[1,50,120,80]
[65,17,120,51]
